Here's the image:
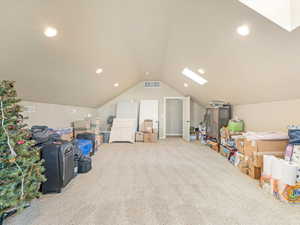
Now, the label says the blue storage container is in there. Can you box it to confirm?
[76,139,93,156]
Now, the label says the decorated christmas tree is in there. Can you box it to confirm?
[0,81,45,221]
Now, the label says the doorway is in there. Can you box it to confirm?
[166,99,183,137]
[163,97,191,141]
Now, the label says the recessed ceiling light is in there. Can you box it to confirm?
[237,25,250,36]
[198,68,206,75]
[96,68,103,74]
[184,83,189,87]
[182,68,208,85]
[145,72,150,75]
[114,83,119,87]
[44,27,58,37]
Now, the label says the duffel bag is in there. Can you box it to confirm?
[78,156,92,173]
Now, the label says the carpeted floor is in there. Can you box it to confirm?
[6,138,300,225]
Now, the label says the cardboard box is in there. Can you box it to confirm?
[235,138,246,153]
[207,141,219,152]
[220,145,230,158]
[142,120,153,133]
[135,132,144,142]
[96,134,103,146]
[144,132,158,143]
[73,120,91,130]
[60,133,73,142]
[244,139,288,157]
[240,167,249,175]
[235,152,251,173]
[251,152,285,168]
[248,166,262,180]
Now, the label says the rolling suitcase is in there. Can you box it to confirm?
[41,142,74,193]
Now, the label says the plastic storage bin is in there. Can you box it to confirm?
[101,131,111,143]
[228,120,244,132]
[76,139,93,156]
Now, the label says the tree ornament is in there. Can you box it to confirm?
[17,140,25,145]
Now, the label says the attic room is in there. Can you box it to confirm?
[2,0,300,224]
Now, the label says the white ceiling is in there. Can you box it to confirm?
[239,0,300,32]
[1,0,300,107]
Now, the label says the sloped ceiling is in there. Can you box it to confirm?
[1,0,300,107]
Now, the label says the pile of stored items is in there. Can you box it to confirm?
[29,119,104,195]
[73,119,103,151]
[135,119,158,143]
[260,126,300,204]
[205,119,300,204]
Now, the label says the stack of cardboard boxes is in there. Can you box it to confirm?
[73,120,91,137]
[135,119,158,143]
[73,119,103,150]
[219,127,243,158]
[235,137,287,179]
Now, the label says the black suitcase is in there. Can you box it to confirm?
[41,142,75,193]
[78,156,92,173]
[76,133,97,155]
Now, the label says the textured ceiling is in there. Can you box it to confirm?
[1,0,300,107]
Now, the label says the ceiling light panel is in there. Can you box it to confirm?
[237,25,250,36]
[96,68,103,74]
[182,68,207,85]
[198,68,206,74]
[44,27,58,37]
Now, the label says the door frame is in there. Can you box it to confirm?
[163,97,185,139]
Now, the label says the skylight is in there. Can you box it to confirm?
[182,68,208,85]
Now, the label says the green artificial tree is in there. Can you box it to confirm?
[0,81,45,223]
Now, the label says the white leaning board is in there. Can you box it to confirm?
[139,100,159,130]
[109,119,136,143]
[116,100,139,131]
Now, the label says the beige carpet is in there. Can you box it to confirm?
[6,138,300,225]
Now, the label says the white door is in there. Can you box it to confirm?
[182,96,191,142]
[139,100,159,131]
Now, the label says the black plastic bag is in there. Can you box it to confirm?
[288,129,300,144]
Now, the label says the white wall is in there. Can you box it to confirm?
[233,98,300,132]
[97,81,205,138]
[190,100,206,127]
[21,101,96,129]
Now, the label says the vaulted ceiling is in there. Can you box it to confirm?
[1,0,300,107]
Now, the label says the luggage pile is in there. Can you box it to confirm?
[30,125,93,194]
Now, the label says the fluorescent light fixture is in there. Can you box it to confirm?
[198,68,206,75]
[44,27,58,37]
[184,83,189,87]
[182,68,207,85]
[114,83,119,87]
[96,68,103,74]
[237,25,250,36]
